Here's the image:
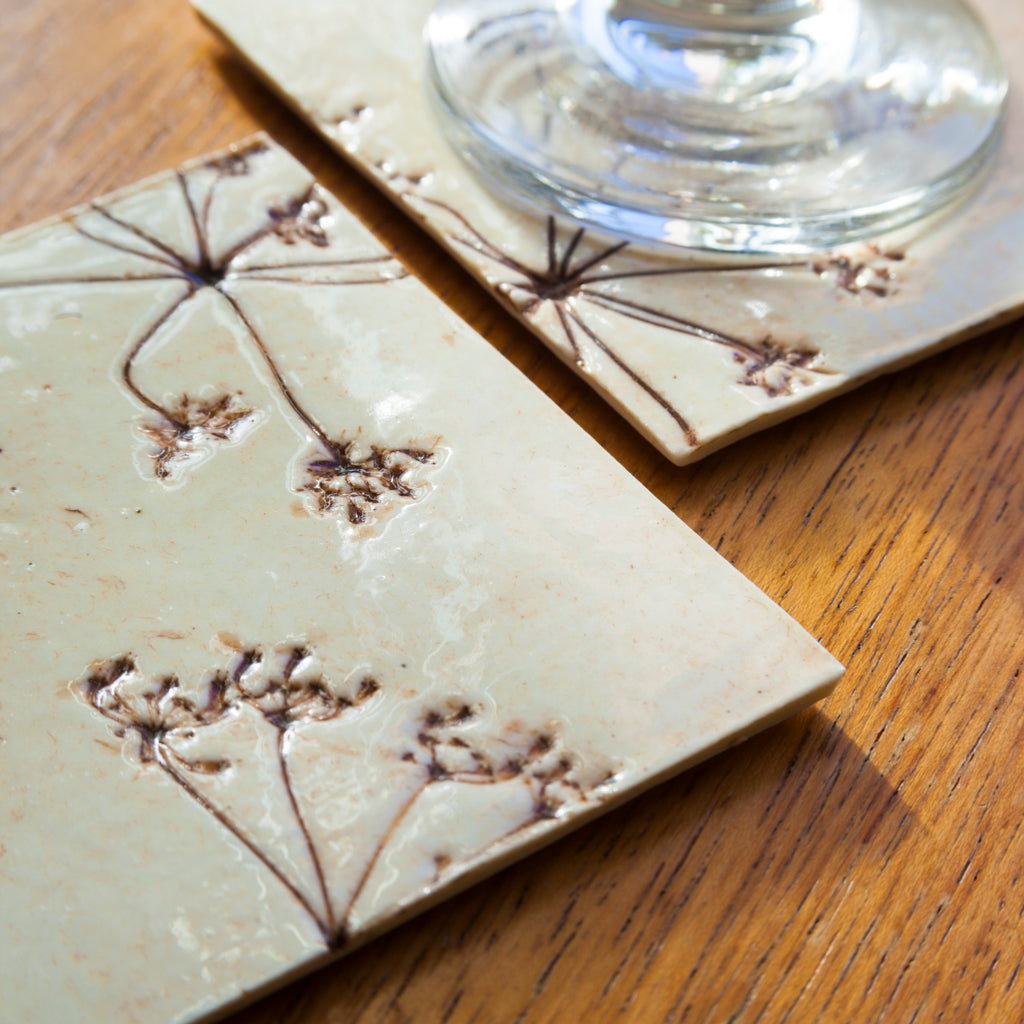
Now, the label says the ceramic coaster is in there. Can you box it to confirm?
[193,0,1024,465]
[0,137,840,1023]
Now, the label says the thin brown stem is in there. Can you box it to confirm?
[560,237,629,281]
[545,216,559,277]
[340,780,430,930]
[234,272,406,286]
[121,285,198,426]
[562,304,699,447]
[581,258,796,285]
[415,195,527,275]
[90,202,192,268]
[216,288,335,451]
[234,255,401,273]
[442,804,550,878]
[0,273,184,289]
[217,222,282,270]
[554,301,584,364]
[580,288,760,358]
[153,737,330,943]
[556,221,588,279]
[275,729,336,938]
[177,171,209,272]
[69,220,184,273]
[200,173,220,248]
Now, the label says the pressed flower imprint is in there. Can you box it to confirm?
[73,641,608,948]
[0,139,434,524]
[379,173,902,449]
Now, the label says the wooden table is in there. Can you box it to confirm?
[4,2,1022,1021]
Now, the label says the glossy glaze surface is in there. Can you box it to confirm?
[0,138,840,1023]
[194,0,1024,463]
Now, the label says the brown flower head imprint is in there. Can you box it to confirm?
[139,391,259,480]
[2,139,433,524]
[72,642,610,948]
[385,185,900,449]
[300,439,435,524]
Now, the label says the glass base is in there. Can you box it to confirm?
[426,0,1008,253]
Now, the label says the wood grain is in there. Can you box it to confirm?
[2,2,1022,1022]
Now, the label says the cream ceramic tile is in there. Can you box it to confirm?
[193,0,1024,465]
[0,138,840,1024]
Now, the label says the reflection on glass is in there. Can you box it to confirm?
[427,0,1008,253]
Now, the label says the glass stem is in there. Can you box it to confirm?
[597,0,846,100]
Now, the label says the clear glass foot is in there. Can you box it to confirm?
[426,0,1008,253]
